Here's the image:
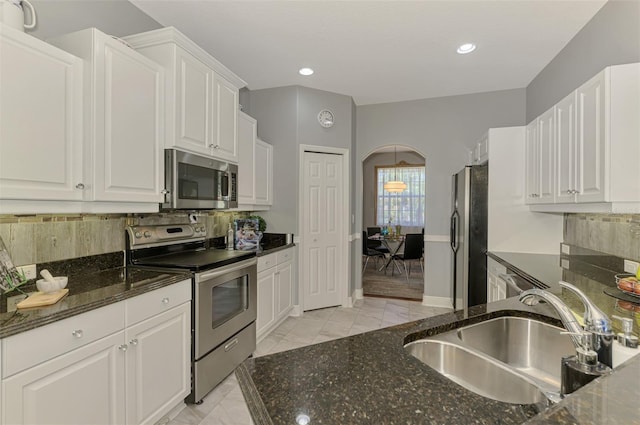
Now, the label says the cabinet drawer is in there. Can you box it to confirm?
[257,253,277,271]
[125,279,191,326]
[2,302,125,378]
[276,248,293,264]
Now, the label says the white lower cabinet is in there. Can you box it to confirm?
[1,280,191,425]
[3,332,126,425]
[256,248,295,341]
[125,303,191,425]
[486,258,507,303]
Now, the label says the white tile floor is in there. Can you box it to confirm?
[170,297,452,425]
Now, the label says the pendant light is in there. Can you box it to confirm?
[383,146,407,193]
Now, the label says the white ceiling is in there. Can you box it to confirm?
[131,0,607,106]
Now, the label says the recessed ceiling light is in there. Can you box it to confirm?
[457,43,476,54]
[299,67,314,76]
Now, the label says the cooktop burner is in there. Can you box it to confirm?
[133,248,255,272]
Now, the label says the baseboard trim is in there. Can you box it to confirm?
[290,304,302,317]
[355,288,364,299]
[422,295,453,308]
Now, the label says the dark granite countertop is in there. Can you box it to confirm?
[237,248,640,425]
[0,267,190,339]
[237,299,570,425]
[240,242,295,257]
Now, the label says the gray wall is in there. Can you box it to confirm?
[28,0,161,40]
[526,0,640,122]
[362,151,425,230]
[356,88,526,302]
[247,85,356,303]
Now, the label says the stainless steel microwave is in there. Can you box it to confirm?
[163,149,237,210]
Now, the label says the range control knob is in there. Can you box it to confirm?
[134,232,142,239]
[144,231,151,238]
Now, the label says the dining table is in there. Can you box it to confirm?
[368,233,405,273]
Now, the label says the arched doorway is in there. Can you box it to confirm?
[361,145,426,300]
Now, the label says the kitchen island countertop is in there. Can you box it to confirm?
[237,249,640,424]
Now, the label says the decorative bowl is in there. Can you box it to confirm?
[36,276,68,293]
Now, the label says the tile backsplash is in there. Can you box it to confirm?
[564,213,640,262]
[0,211,246,266]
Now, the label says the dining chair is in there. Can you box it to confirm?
[391,233,424,280]
[362,231,384,272]
[366,227,389,254]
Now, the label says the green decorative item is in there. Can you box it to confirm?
[249,215,267,232]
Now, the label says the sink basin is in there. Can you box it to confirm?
[405,339,549,405]
[456,317,574,391]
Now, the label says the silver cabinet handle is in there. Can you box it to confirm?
[129,339,138,346]
[160,189,169,195]
[75,183,85,189]
[224,338,238,352]
[213,144,219,149]
[161,297,170,305]
[118,344,128,352]
[72,329,83,338]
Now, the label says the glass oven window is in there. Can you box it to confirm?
[178,163,218,200]
[211,275,249,328]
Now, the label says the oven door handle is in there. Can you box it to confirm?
[197,258,257,281]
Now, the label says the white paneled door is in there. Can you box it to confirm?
[302,151,344,311]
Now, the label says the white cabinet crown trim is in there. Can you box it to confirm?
[123,27,246,89]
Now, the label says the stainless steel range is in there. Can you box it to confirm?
[126,224,257,404]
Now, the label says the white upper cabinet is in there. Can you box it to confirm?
[124,27,246,163]
[537,107,555,203]
[524,120,540,202]
[576,69,607,203]
[254,138,273,206]
[527,62,640,213]
[237,111,257,205]
[213,74,239,162]
[0,25,83,202]
[49,28,165,204]
[555,91,577,203]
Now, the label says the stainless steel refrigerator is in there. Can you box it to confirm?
[450,164,488,309]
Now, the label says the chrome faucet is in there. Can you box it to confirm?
[518,288,585,350]
[519,282,614,367]
[558,281,614,367]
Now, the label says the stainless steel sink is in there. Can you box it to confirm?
[405,316,573,405]
[405,339,549,404]
[456,317,574,391]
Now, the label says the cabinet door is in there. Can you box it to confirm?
[175,49,214,155]
[524,120,539,204]
[237,112,257,204]
[537,107,555,203]
[255,139,273,205]
[94,35,164,202]
[276,261,293,319]
[212,73,239,162]
[125,303,190,425]
[256,269,276,337]
[2,332,126,425]
[0,27,83,201]
[555,92,577,203]
[576,70,607,203]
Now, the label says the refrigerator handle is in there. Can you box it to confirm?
[450,210,459,253]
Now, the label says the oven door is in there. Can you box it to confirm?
[194,257,257,360]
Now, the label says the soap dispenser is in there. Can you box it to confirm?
[226,222,234,251]
[612,315,639,348]
[560,331,612,397]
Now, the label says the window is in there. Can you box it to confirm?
[376,165,425,227]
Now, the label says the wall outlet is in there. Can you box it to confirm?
[16,264,37,280]
[561,244,570,255]
[623,259,639,274]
